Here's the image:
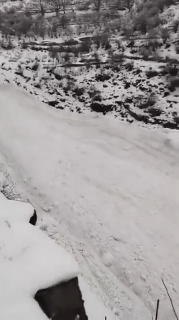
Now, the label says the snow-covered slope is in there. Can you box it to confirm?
[0,197,79,320]
[0,84,179,319]
[0,198,35,223]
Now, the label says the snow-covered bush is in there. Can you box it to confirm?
[136,92,157,109]
[0,37,14,50]
[0,171,19,200]
[169,77,179,89]
[49,46,59,62]
[15,62,24,76]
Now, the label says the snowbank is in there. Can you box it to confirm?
[0,199,35,223]
[0,197,79,320]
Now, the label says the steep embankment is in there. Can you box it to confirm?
[0,84,179,318]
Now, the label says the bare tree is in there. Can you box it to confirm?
[93,0,102,11]
[125,0,134,11]
[62,0,66,14]
[115,0,134,11]
[48,0,61,17]
[47,0,70,17]
[39,0,45,17]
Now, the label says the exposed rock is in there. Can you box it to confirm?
[73,87,85,97]
[146,70,158,78]
[76,107,82,113]
[125,97,133,103]
[35,277,88,320]
[90,102,113,114]
[163,121,179,129]
[95,73,111,82]
[124,81,131,89]
[163,91,170,97]
[148,107,162,117]
[48,101,58,107]
[56,106,64,110]
[29,210,37,226]
[53,72,63,81]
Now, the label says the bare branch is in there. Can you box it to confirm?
[162,278,179,320]
[155,299,160,320]
[0,171,20,200]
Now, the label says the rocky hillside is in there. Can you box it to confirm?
[0,0,179,129]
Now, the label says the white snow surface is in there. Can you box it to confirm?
[0,198,34,223]
[0,84,179,319]
[0,197,80,320]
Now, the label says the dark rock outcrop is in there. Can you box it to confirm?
[35,277,88,320]
[47,101,58,107]
[29,210,37,226]
[90,102,113,114]
[95,73,111,82]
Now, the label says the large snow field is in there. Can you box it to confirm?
[0,84,179,319]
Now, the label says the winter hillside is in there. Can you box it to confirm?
[0,84,179,319]
[1,0,179,318]
[1,0,179,128]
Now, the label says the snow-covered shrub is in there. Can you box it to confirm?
[15,62,24,76]
[63,52,71,64]
[148,28,159,40]
[80,41,91,53]
[73,86,85,96]
[65,79,75,91]
[139,46,151,58]
[173,20,179,33]
[60,14,69,29]
[137,92,157,109]
[88,85,102,101]
[0,171,19,200]
[0,35,14,49]
[17,16,33,37]
[147,15,161,30]
[160,27,170,43]
[125,61,134,71]
[115,39,122,50]
[100,33,111,50]
[127,39,135,48]
[146,69,159,78]
[31,60,40,71]
[175,44,179,54]
[151,51,161,61]
[93,52,100,64]
[21,40,28,49]
[169,77,179,89]
[63,39,79,46]
[49,46,59,62]
[7,6,16,15]
[168,65,178,76]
